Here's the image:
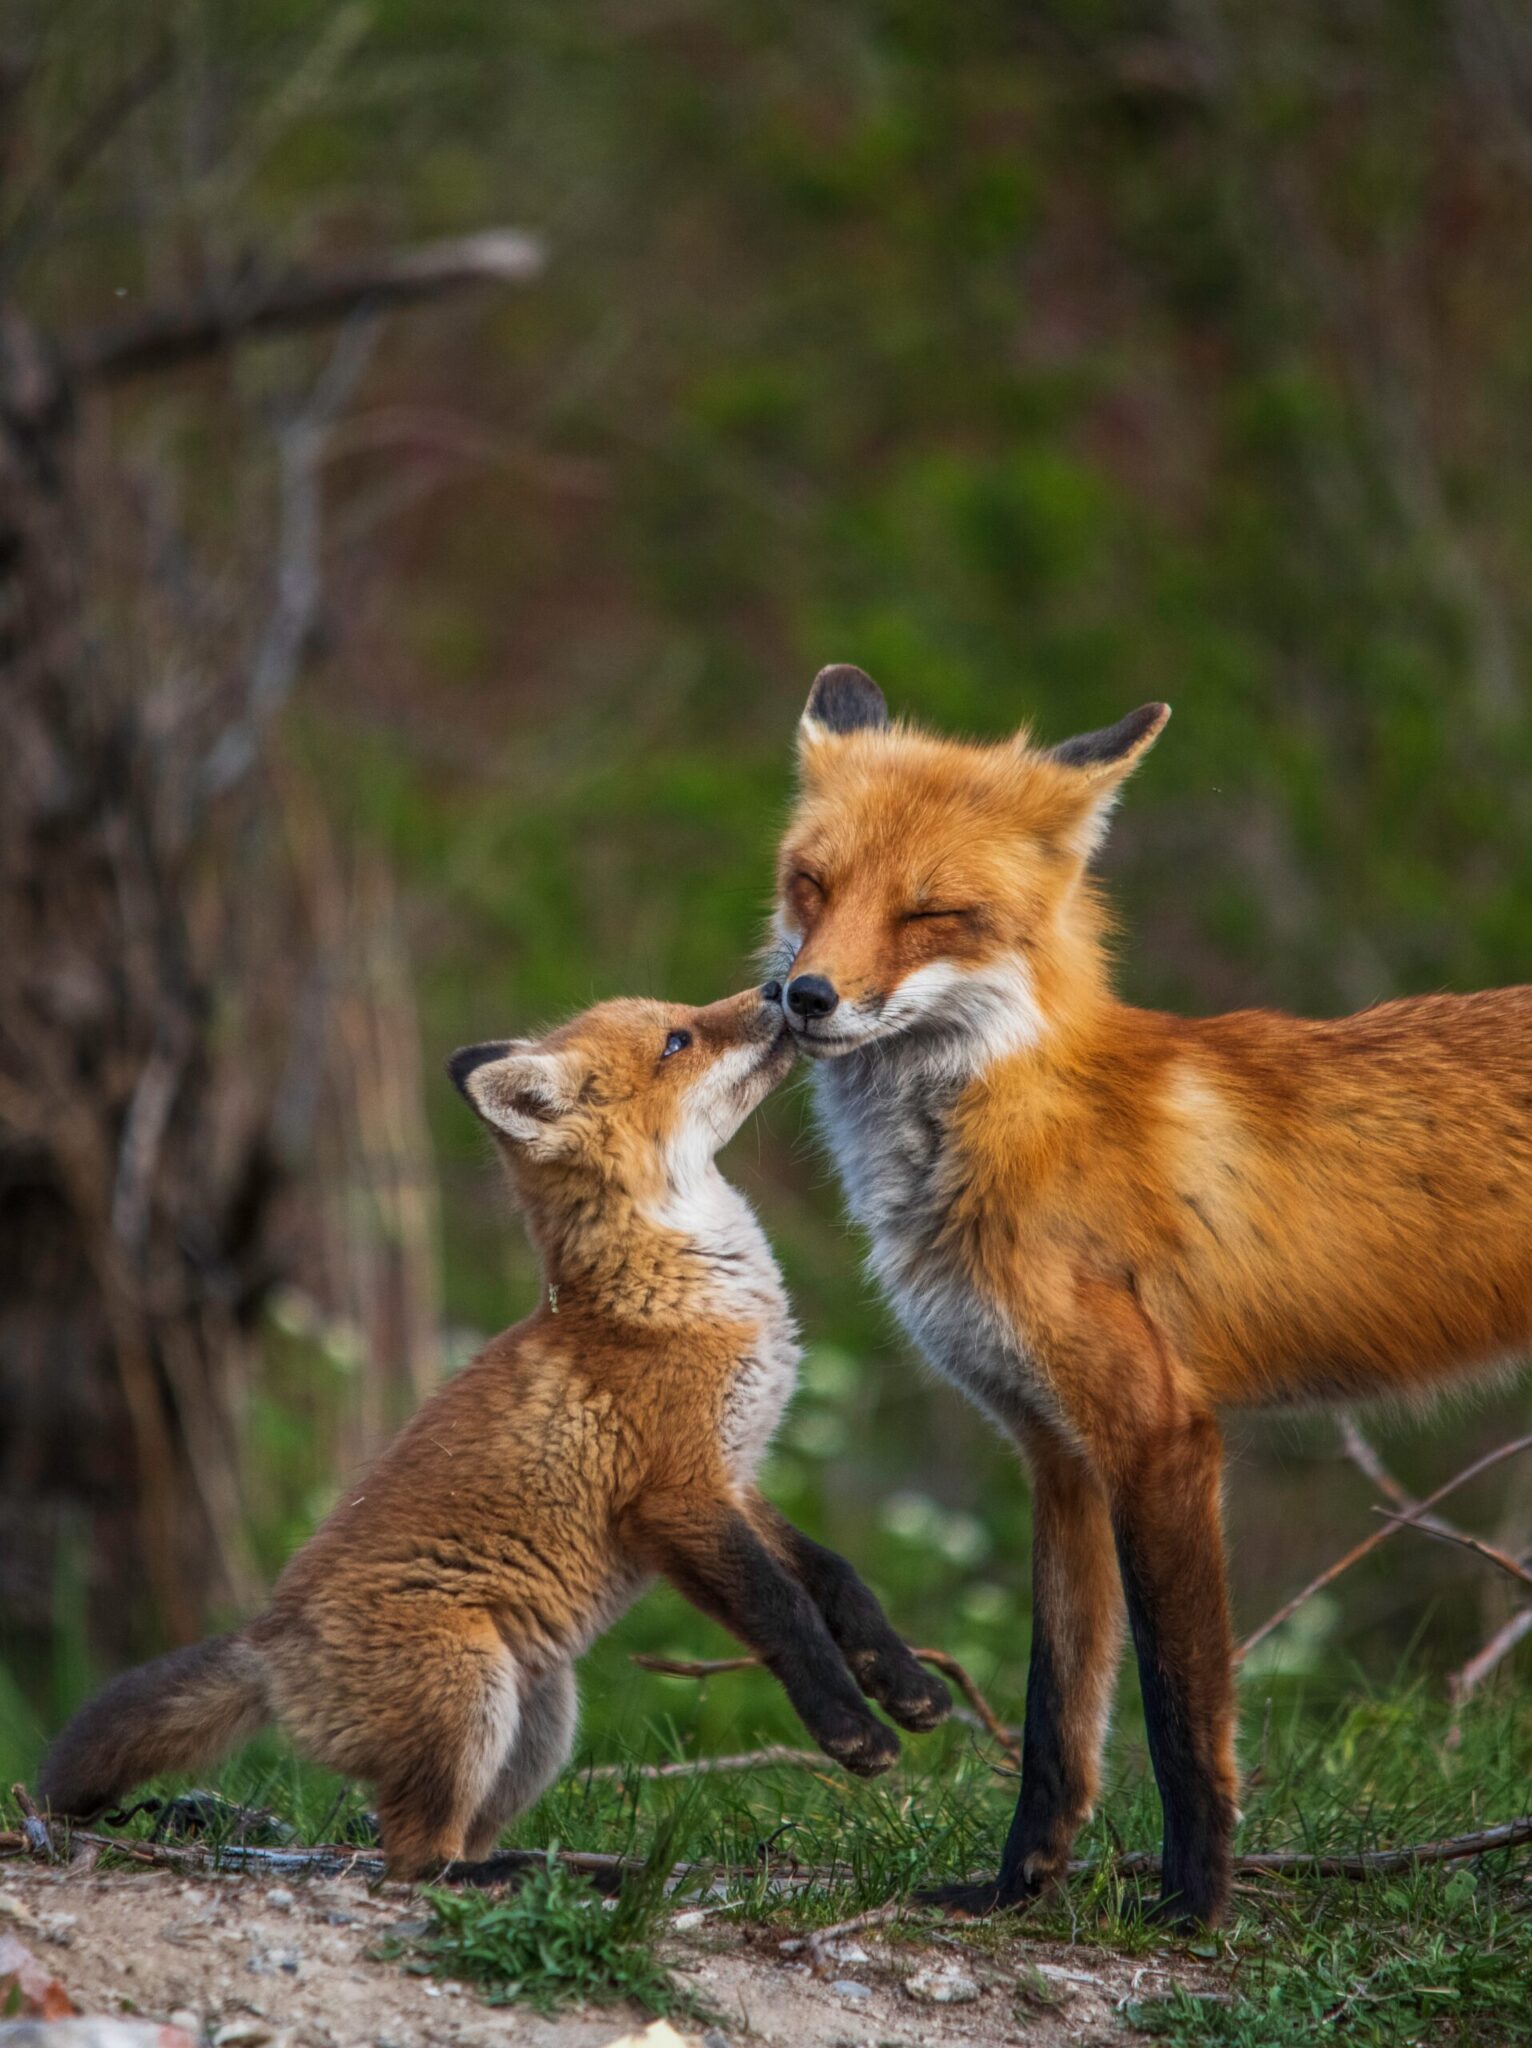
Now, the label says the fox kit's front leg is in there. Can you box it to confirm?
[629,1492,901,1776]
[745,1494,952,1732]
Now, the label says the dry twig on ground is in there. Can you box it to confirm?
[778,1900,912,1974]
[6,1808,1529,1898]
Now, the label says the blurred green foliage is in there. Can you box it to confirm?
[5,0,1531,1770]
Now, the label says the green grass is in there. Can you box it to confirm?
[7,1671,1525,2040]
[391,1824,701,2019]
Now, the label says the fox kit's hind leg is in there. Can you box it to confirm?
[463,1664,578,1860]
[370,1624,522,1880]
[632,1492,900,1776]
[745,1495,951,1732]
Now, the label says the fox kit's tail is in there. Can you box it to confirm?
[38,1633,270,1819]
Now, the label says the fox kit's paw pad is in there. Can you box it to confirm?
[885,1666,953,1732]
[849,1646,952,1730]
[820,1716,901,1777]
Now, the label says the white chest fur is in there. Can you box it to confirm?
[654,1166,801,1481]
[812,1046,1039,1434]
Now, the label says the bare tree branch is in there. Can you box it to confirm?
[1239,1433,1532,1661]
[631,1654,760,1676]
[199,314,380,800]
[1339,1414,1532,1587]
[64,231,544,386]
[583,1747,829,1783]
[1371,1508,1532,1590]
[1449,1604,1532,1704]
[1335,1412,1412,1508]
[0,34,175,285]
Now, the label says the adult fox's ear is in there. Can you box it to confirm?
[448,1042,577,1154]
[798,664,890,761]
[1048,702,1169,775]
[1044,702,1169,859]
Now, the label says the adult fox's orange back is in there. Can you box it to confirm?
[771,663,1532,1927]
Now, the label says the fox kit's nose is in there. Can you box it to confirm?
[786,973,839,1021]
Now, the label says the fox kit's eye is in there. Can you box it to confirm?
[905,905,971,924]
[662,1029,692,1059]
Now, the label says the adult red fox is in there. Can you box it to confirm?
[771,663,1532,1927]
[40,987,949,1877]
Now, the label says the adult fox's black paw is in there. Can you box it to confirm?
[915,1876,1031,1918]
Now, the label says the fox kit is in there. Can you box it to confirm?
[772,664,1532,1928]
[41,985,949,1877]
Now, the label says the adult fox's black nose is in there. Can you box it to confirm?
[786,973,839,1020]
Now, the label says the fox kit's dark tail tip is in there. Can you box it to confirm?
[37,1632,268,1821]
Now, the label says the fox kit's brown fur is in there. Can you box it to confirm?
[772,664,1532,1927]
[41,987,949,1877]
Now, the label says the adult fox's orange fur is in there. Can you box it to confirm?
[772,664,1532,1927]
[40,987,949,1877]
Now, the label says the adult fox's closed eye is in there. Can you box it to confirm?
[772,662,1532,1927]
[39,984,949,1877]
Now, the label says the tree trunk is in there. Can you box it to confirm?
[0,305,268,1658]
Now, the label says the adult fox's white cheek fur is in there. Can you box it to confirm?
[779,955,1047,1075]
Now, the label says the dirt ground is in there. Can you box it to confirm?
[0,1858,1221,2047]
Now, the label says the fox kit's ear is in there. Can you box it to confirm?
[448,1042,578,1155]
[1045,702,1169,859]
[798,664,890,763]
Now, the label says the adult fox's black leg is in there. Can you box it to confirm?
[1110,1413,1237,1928]
[924,1422,1125,1914]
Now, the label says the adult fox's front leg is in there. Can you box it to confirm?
[1058,1282,1239,1927]
[925,1417,1125,1914]
[1109,1410,1237,1926]
[1009,1422,1125,1897]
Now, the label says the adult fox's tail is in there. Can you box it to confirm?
[38,1633,270,1818]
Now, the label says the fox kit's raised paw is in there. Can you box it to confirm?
[815,1710,901,1777]
[851,1645,951,1732]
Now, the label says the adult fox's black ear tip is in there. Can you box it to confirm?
[1049,702,1169,771]
[447,1041,512,1099]
[804,664,890,735]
